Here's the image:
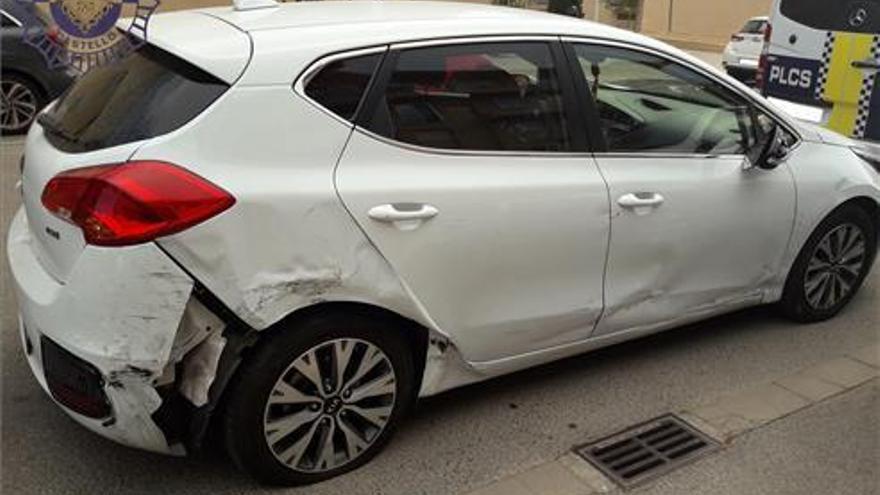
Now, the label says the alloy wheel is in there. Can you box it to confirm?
[803,223,867,310]
[0,80,38,133]
[262,338,397,473]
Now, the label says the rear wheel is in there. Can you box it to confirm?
[780,204,876,322]
[223,312,416,485]
[0,74,44,135]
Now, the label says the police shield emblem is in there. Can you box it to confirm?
[15,0,160,74]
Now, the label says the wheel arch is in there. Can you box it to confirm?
[193,299,431,454]
[843,196,880,243]
[256,300,431,386]
[0,68,48,99]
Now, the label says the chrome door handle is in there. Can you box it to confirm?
[618,193,665,208]
[368,203,439,223]
[852,59,880,71]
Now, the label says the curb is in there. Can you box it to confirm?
[463,343,880,495]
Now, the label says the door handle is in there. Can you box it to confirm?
[368,203,439,223]
[852,59,880,71]
[618,192,665,208]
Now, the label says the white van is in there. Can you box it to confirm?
[760,0,879,142]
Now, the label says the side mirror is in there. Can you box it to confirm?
[751,124,790,170]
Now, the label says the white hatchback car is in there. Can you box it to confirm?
[7,0,880,485]
[722,16,769,85]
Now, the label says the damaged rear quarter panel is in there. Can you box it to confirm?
[134,85,436,337]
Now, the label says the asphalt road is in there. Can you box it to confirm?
[1,134,878,495]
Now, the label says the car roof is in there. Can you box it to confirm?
[198,0,645,42]
[146,1,706,86]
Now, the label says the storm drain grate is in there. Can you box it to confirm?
[574,414,719,489]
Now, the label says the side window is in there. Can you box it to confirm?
[366,42,571,152]
[305,53,382,122]
[573,44,757,155]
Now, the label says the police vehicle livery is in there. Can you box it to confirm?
[762,0,880,142]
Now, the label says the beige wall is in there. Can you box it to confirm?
[641,0,772,49]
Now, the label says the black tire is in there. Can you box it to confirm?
[1,73,45,135]
[780,204,877,322]
[222,311,416,486]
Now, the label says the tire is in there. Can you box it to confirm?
[222,311,416,486]
[780,204,877,323]
[1,74,45,135]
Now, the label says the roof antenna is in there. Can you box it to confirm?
[233,0,278,11]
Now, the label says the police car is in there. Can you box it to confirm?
[760,0,880,142]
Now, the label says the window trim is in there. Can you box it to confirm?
[562,37,802,158]
[292,45,390,128]
[354,35,592,157]
[1,10,22,27]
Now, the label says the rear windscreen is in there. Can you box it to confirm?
[741,19,766,34]
[780,0,879,33]
[40,43,228,153]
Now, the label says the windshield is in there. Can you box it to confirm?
[741,19,767,34]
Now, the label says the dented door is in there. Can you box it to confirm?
[336,131,610,363]
[592,155,796,336]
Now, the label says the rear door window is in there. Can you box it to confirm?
[364,42,572,152]
[304,53,382,122]
[40,44,228,153]
[780,0,880,33]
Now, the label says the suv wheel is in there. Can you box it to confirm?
[780,204,877,322]
[223,312,416,485]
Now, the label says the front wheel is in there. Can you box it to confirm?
[780,204,877,322]
[222,312,416,485]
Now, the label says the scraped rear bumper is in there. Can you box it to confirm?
[7,207,204,454]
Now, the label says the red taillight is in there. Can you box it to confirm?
[41,161,235,247]
[756,23,773,92]
[731,34,745,42]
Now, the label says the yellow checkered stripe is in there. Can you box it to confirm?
[819,32,880,138]
[854,37,880,139]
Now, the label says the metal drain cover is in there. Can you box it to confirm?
[574,414,719,489]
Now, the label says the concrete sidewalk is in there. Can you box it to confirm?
[636,380,878,495]
[466,345,880,495]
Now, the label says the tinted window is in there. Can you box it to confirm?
[305,53,381,121]
[367,43,571,152]
[40,44,228,153]
[574,44,757,155]
[780,0,879,33]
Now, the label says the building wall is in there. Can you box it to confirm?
[641,0,773,50]
[158,0,771,50]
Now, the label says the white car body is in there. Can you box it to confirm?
[7,0,880,475]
